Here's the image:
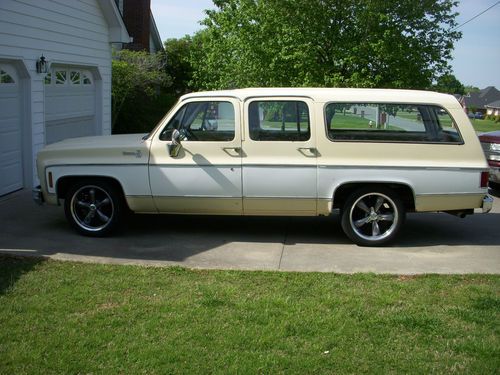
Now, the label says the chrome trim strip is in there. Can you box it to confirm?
[416,192,485,197]
[318,165,485,171]
[46,163,148,168]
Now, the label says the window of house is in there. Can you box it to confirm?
[159,101,235,142]
[44,69,93,85]
[70,71,81,85]
[0,69,15,84]
[325,103,462,143]
[248,100,310,141]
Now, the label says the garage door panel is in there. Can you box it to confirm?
[0,160,23,195]
[45,67,96,144]
[46,116,95,144]
[0,62,22,196]
[0,128,22,153]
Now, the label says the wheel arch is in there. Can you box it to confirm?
[332,181,416,212]
[56,175,128,208]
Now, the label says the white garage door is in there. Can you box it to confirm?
[45,68,96,144]
[0,63,22,196]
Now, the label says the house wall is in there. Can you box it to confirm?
[0,0,114,187]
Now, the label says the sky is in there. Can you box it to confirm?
[150,0,500,89]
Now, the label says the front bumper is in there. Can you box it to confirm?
[482,195,494,213]
[32,185,44,205]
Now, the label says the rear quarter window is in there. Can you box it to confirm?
[325,103,463,144]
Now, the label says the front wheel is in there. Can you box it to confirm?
[64,180,123,237]
[341,187,405,246]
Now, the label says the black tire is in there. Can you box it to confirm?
[341,186,405,246]
[64,180,123,237]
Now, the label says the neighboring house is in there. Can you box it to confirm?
[114,0,163,53]
[0,0,129,196]
[459,86,500,114]
[485,100,500,117]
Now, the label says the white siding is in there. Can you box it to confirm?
[0,0,116,187]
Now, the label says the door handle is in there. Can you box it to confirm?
[222,147,241,156]
[297,147,317,156]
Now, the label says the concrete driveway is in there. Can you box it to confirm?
[1,189,499,274]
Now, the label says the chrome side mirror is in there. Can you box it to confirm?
[168,128,182,157]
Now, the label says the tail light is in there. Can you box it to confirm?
[480,171,489,188]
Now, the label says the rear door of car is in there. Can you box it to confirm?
[241,97,318,215]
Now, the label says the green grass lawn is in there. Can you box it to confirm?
[470,118,500,133]
[1,255,499,374]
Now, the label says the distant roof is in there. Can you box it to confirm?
[181,88,461,106]
[485,99,500,109]
[461,86,500,109]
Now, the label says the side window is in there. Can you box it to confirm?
[159,101,235,142]
[325,103,462,143]
[248,101,310,141]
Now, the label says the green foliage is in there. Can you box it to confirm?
[163,36,197,94]
[191,0,461,90]
[112,49,170,130]
[1,256,499,374]
[464,85,480,94]
[433,73,465,95]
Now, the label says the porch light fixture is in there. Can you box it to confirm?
[36,54,49,74]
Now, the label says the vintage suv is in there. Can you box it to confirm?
[33,88,493,246]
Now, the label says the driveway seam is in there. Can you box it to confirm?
[278,218,289,270]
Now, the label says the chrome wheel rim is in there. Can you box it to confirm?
[349,192,398,242]
[70,185,114,232]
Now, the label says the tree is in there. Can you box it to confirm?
[191,0,461,90]
[163,36,197,94]
[433,73,465,95]
[112,49,170,129]
[464,85,480,94]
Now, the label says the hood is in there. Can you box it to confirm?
[38,134,151,166]
[42,134,148,151]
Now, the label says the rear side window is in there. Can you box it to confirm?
[325,103,463,144]
[248,101,310,141]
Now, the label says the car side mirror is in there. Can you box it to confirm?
[168,128,182,157]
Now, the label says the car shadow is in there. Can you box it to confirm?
[0,190,499,265]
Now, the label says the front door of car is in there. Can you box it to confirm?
[149,98,243,214]
[242,98,318,215]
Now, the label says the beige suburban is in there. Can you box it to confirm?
[34,88,493,246]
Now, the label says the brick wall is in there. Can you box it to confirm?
[122,0,151,51]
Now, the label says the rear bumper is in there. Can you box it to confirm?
[482,195,494,213]
[32,186,44,205]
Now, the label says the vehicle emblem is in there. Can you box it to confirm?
[122,150,142,158]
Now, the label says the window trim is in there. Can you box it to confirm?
[323,101,464,145]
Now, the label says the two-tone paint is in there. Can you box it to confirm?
[36,88,492,216]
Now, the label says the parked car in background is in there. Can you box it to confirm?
[468,112,484,120]
[33,88,493,246]
[478,131,500,190]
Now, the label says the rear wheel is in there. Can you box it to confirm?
[64,180,123,236]
[341,187,405,246]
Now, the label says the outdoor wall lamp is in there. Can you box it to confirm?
[36,54,49,74]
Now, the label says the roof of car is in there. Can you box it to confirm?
[180,88,460,106]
